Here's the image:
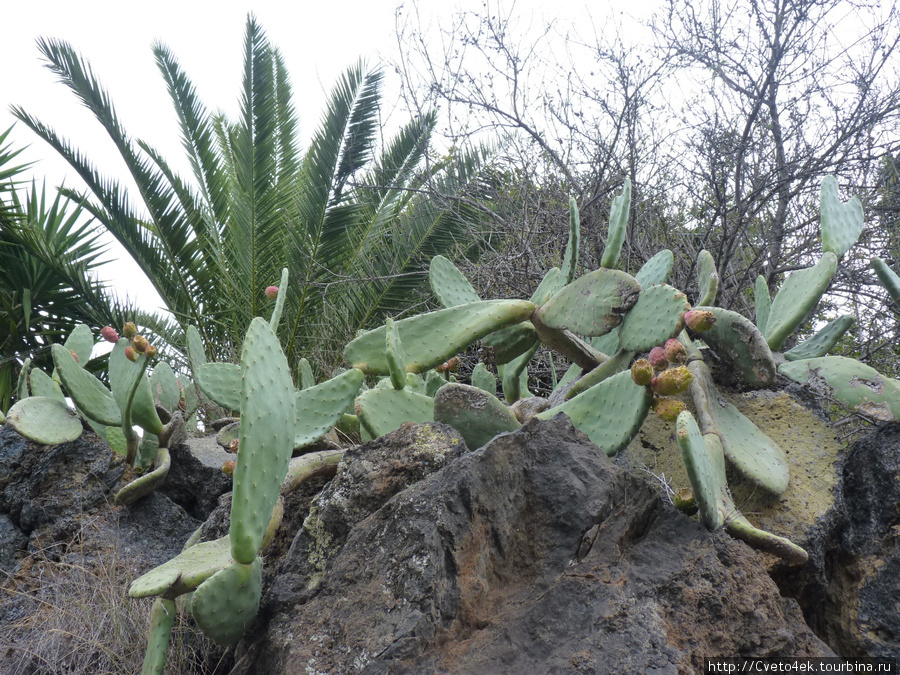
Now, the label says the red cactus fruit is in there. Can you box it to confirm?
[100,326,119,343]
[265,285,279,299]
[648,346,669,371]
[650,366,693,396]
[229,439,240,454]
[664,339,687,364]
[684,309,716,332]
[125,346,138,362]
[630,359,654,386]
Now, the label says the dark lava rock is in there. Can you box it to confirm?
[249,416,831,674]
[0,425,124,546]
[160,435,233,520]
[778,422,900,663]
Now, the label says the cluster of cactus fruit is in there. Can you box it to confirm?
[4,175,900,673]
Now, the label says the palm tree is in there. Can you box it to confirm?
[0,127,169,412]
[14,15,486,373]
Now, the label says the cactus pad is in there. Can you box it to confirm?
[779,356,900,422]
[142,598,176,675]
[355,387,435,438]
[538,369,652,456]
[483,323,539,365]
[429,255,481,308]
[471,363,497,396]
[51,344,121,427]
[5,396,83,445]
[63,323,95,366]
[618,284,689,353]
[115,448,171,505]
[530,267,566,306]
[109,339,164,435]
[344,300,535,375]
[783,315,855,362]
[754,275,771,335]
[29,368,65,402]
[871,257,900,304]
[765,252,837,351]
[186,324,207,372]
[298,358,315,390]
[191,557,263,645]
[433,383,521,449]
[691,306,777,387]
[600,178,631,268]
[676,412,724,530]
[385,318,408,390]
[294,368,364,449]
[634,249,674,288]
[563,197,581,284]
[534,268,641,337]
[151,362,181,412]
[696,250,719,306]
[230,318,297,565]
[196,362,242,411]
[129,535,233,598]
[820,175,864,258]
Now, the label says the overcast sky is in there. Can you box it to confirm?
[0,0,638,314]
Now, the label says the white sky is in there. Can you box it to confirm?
[0,0,642,316]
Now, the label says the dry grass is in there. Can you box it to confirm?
[0,521,230,675]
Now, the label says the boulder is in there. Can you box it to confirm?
[161,435,233,519]
[248,416,832,674]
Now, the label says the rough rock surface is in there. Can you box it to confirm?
[249,416,832,674]
[161,435,233,519]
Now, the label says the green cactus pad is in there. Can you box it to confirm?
[530,267,566,306]
[779,356,900,422]
[268,268,289,331]
[696,250,719,306]
[482,324,539,365]
[16,358,31,401]
[634,249,674,288]
[765,252,838,351]
[434,383,521,449]
[129,535,233,598]
[294,368,364,449]
[196,362,241,411]
[150,362,181,412]
[676,412,724,530]
[820,175,864,258]
[191,557,263,645]
[725,512,809,565]
[500,341,538,404]
[690,306,777,387]
[186,325,207,372]
[429,255,481,308]
[564,348,635,401]
[590,329,621,358]
[108,339,163,436]
[139,432,160,469]
[538,369,652,456]
[344,300,536,375]
[141,598,176,675]
[385,318,408,390]
[871,257,900,304]
[534,268,641,337]
[51,344,121,427]
[618,284,689,353]
[754,275,771,335]
[29,368,65,402]
[470,363,497,396]
[298,358,315,390]
[783,315,855,362]
[425,370,445,397]
[555,364,582,392]
[115,447,171,505]
[5,397,83,445]
[64,323,95,366]
[563,198,581,284]
[355,387,435,439]
[601,178,631,268]
[704,379,789,495]
[230,318,297,565]
[178,375,200,419]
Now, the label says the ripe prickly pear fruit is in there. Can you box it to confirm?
[631,359,654,386]
[125,346,138,362]
[437,357,461,373]
[229,438,239,454]
[648,346,669,371]
[123,322,137,339]
[664,339,687,364]
[222,460,236,476]
[684,309,716,332]
[101,326,119,343]
[650,366,693,396]
[652,396,687,421]
[132,335,149,353]
[265,285,279,299]
[69,350,80,364]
